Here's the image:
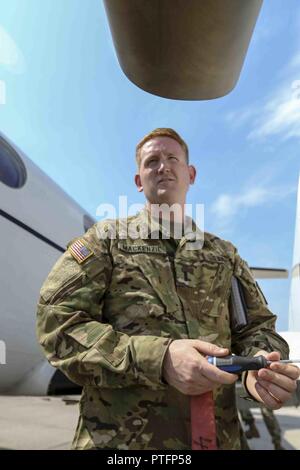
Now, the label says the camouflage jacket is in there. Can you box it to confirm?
[36,209,289,450]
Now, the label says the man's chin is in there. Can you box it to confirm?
[153,191,178,205]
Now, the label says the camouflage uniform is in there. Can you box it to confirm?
[36,208,289,450]
[261,406,283,449]
[240,406,283,449]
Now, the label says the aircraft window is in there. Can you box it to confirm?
[0,136,26,188]
[83,214,95,232]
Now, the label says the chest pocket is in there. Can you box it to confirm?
[116,243,180,314]
[175,252,233,320]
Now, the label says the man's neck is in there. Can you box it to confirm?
[145,202,186,240]
[146,201,185,224]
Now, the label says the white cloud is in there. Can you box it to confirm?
[0,26,25,74]
[225,107,259,129]
[225,47,300,142]
[211,185,295,228]
[248,84,300,140]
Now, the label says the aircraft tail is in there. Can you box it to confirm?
[288,173,300,331]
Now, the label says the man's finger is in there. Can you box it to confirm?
[199,359,238,385]
[257,378,291,403]
[192,340,228,357]
[269,362,300,380]
[265,351,281,362]
[258,368,298,393]
[255,382,282,410]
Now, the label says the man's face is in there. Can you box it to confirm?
[135,136,196,205]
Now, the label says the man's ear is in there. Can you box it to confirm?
[189,165,196,184]
[135,174,143,192]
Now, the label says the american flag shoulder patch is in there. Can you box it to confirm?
[69,239,93,264]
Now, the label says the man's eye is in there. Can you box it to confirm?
[169,156,178,161]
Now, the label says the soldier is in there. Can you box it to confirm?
[261,406,284,450]
[240,406,284,450]
[36,128,299,450]
[240,408,260,439]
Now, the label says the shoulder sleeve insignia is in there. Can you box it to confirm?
[69,239,93,264]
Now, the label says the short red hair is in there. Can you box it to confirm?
[136,128,189,168]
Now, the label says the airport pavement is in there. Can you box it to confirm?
[0,395,299,450]
[0,395,79,450]
[243,407,300,450]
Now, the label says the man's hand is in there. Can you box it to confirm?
[162,339,238,395]
[246,350,300,409]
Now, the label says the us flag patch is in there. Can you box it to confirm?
[69,239,93,264]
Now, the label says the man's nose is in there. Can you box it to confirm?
[157,160,170,173]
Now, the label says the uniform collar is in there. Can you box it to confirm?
[135,206,204,249]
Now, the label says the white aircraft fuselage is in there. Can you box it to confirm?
[0,131,94,394]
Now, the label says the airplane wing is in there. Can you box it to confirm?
[250,267,289,279]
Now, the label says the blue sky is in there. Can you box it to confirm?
[0,0,299,330]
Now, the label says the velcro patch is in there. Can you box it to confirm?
[69,239,93,264]
[118,243,167,254]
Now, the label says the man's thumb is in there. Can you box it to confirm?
[193,340,229,357]
[266,351,281,362]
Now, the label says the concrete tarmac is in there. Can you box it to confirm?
[0,395,299,450]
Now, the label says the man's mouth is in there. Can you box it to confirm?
[157,178,175,183]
